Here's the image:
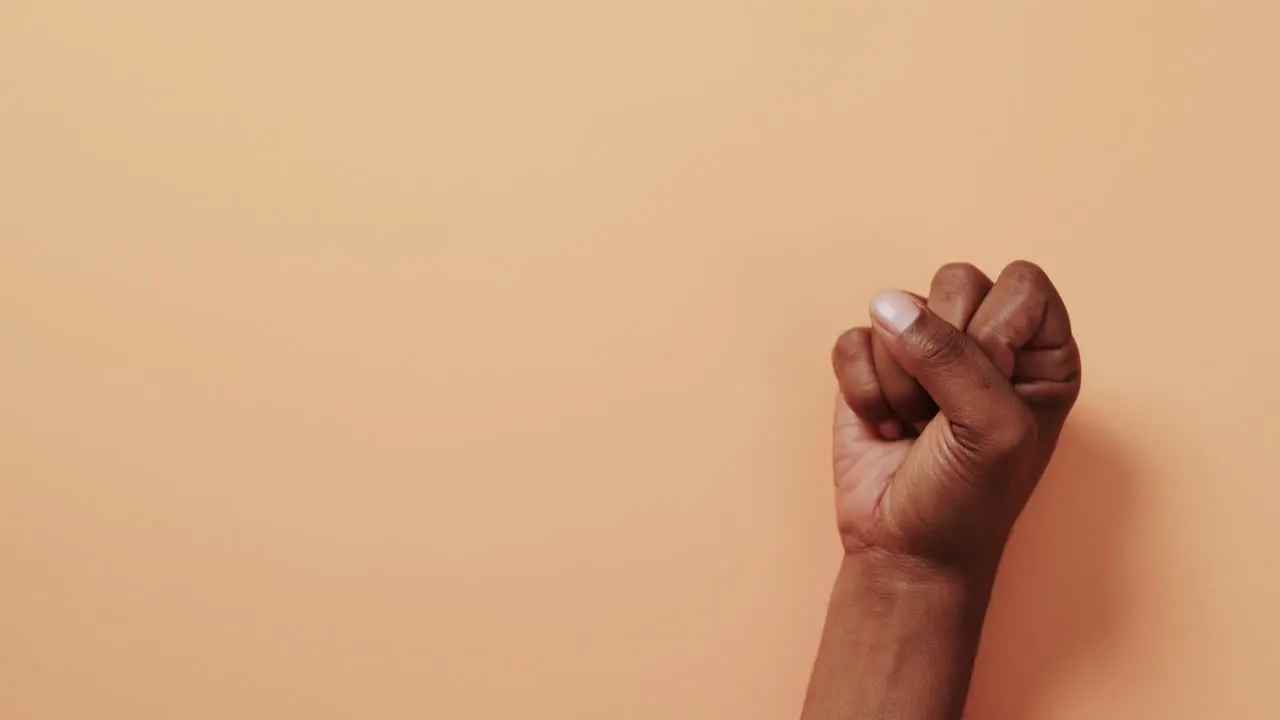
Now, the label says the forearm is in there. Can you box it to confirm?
[800,551,994,720]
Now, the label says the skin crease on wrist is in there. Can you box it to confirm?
[801,261,1081,720]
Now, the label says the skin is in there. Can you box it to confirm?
[801,261,1082,720]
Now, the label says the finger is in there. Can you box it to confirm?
[966,260,1081,410]
[1012,344,1081,381]
[869,289,1032,455]
[833,327,904,440]
[1012,343,1083,410]
[872,266,994,432]
[872,329,935,432]
[928,262,994,330]
[967,260,1074,378]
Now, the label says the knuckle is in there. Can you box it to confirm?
[971,320,1004,349]
[915,325,968,364]
[988,407,1038,456]
[833,328,891,419]
[933,261,985,287]
[844,387,886,419]
[1041,343,1081,380]
[832,327,870,362]
[1002,259,1050,288]
[991,312,1037,352]
[930,262,988,300]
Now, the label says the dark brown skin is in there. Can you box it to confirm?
[802,261,1081,720]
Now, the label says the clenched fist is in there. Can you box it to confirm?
[830,261,1082,574]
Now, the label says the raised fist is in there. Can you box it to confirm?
[830,261,1082,574]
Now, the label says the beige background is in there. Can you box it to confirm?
[3,2,1279,718]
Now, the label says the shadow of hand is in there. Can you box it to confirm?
[963,416,1138,719]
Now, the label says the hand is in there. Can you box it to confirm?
[830,261,1082,575]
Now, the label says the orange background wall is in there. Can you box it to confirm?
[4,2,1279,718]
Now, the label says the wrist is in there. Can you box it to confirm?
[837,547,997,617]
[804,548,995,719]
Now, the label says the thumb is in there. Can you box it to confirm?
[869,289,1034,462]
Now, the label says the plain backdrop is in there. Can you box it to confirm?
[3,2,1279,718]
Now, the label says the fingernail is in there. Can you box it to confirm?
[870,290,921,333]
[878,420,904,440]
